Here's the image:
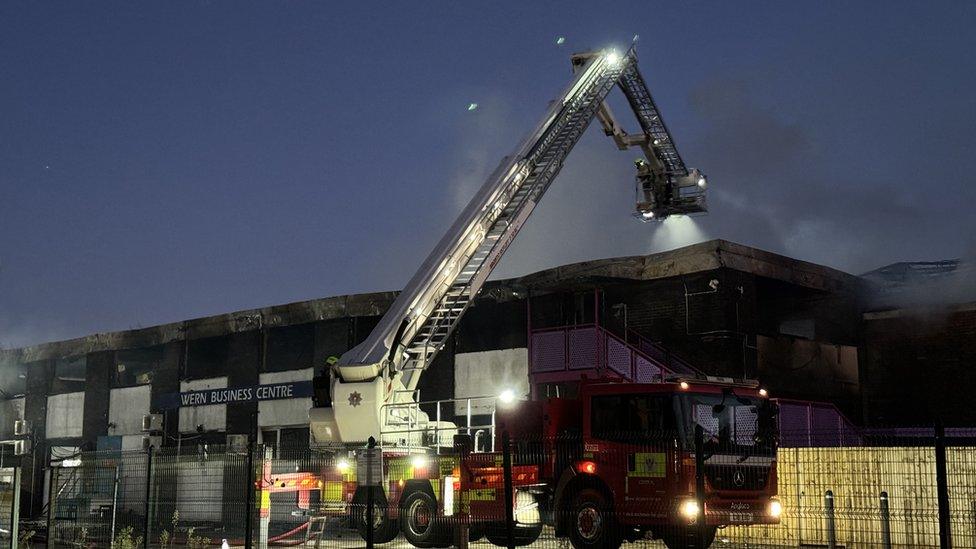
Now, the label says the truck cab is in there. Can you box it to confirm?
[498,379,780,549]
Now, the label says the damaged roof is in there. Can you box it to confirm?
[1,239,862,363]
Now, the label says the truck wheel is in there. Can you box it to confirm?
[567,489,620,549]
[352,498,399,544]
[659,526,716,549]
[400,490,450,548]
[485,522,543,546]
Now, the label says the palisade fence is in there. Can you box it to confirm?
[31,428,976,549]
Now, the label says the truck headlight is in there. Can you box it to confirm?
[768,499,782,518]
[679,499,700,521]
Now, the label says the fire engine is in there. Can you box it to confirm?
[495,378,781,549]
[293,42,776,549]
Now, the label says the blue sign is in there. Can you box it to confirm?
[159,380,314,409]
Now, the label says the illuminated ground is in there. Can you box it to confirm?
[276,526,792,549]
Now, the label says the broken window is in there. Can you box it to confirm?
[0,358,26,398]
[115,346,163,387]
[52,356,87,394]
[185,336,230,379]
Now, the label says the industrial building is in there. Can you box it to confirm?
[0,239,971,515]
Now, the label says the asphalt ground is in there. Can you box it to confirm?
[289,525,790,549]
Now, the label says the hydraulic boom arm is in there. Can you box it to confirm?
[311,46,707,444]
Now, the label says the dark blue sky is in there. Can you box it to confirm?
[2,2,975,347]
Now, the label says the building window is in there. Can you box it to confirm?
[261,426,309,459]
[186,336,230,379]
[265,324,315,372]
[52,356,87,394]
[114,346,163,387]
[779,318,815,340]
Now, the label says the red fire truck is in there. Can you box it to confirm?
[267,377,778,549]
[495,378,781,549]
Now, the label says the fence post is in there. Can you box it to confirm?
[502,431,515,549]
[45,466,56,549]
[824,490,836,549]
[143,445,154,549]
[454,434,473,549]
[244,439,255,549]
[879,491,891,549]
[366,436,376,549]
[694,424,706,546]
[935,422,951,549]
[9,467,20,549]
[110,464,120,549]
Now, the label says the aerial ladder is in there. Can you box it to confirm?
[309,45,708,445]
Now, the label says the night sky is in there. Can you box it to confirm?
[2,2,975,348]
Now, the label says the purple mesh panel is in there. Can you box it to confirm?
[569,327,598,370]
[530,331,566,372]
[811,405,842,446]
[734,406,758,445]
[777,402,812,447]
[635,356,661,383]
[605,335,632,378]
[694,405,719,437]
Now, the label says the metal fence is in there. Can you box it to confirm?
[26,428,976,549]
[0,467,19,548]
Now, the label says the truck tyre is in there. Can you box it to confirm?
[659,526,716,549]
[400,490,450,548]
[567,488,620,549]
[351,495,399,544]
[485,522,543,546]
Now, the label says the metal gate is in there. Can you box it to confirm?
[48,454,143,549]
[0,467,21,549]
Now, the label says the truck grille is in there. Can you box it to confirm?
[705,465,770,491]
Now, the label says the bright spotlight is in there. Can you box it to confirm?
[499,389,516,404]
[641,210,655,219]
[605,51,620,66]
[697,177,707,188]
[336,458,351,473]
[411,455,427,469]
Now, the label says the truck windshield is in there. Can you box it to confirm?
[677,393,777,455]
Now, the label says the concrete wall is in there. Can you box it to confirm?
[861,305,976,425]
[758,335,861,418]
[45,392,84,439]
[179,377,227,433]
[108,385,151,436]
[454,348,528,415]
[258,368,313,427]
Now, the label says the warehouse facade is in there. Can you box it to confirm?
[2,239,954,516]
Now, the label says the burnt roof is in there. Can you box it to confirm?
[1,239,862,363]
